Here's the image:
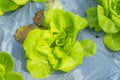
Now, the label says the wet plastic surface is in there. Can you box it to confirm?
[0,0,120,80]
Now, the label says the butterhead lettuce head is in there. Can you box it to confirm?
[86,0,120,33]
[23,8,97,78]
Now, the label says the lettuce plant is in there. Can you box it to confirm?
[23,9,97,78]
[0,52,24,80]
[86,0,120,51]
[86,0,120,33]
[13,0,97,78]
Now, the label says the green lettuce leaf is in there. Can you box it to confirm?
[26,59,54,78]
[34,39,53,60]
[104,32,120,51]
[48,54,60,70]
[97,5,119,33]
[58,56,76,72]
[32,0,47,3]
[54,30,66,46]
[59,41,84,72]
[0,73,5,80]
[0,0,19,12]
[0,52,14,73]
[109,0,120,29]
[5,72,24,80]
[45,9,87,40]
[109,0,120,17]
[111,14,120,29]
[0,11,4,16]
[53,47,66,59]
[96,0,110,16]
[0,52,24,80]
[69,41,84,64]
[0,64,5,75]
[80,40,97,56]
[86,7,102,31]
[11,0,29,5]
[23,28,54,60]
[0,64,5,80]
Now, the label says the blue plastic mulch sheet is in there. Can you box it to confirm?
[0,0,120,80]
